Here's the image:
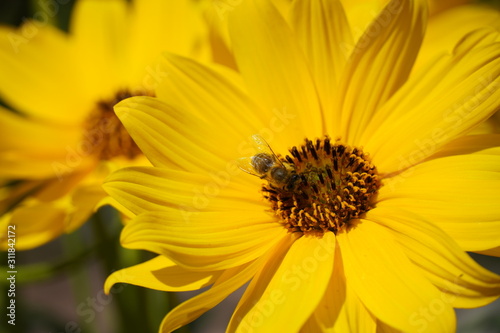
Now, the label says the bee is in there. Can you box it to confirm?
[237,134,299,190]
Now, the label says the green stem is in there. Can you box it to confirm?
[63,230,95,333]
[91,207,150,333]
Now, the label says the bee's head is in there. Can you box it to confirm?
[285,173,300,191]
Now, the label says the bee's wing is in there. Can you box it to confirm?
[251,134,274,155]
[236,156,259,176]
[251,134,283,166]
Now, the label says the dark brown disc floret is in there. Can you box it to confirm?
[262,137,380,235]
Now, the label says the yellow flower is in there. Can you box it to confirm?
[0,0,208,250]
[105,0,500,331]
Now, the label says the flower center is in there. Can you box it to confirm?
[261,137,380,235]
[84,89,153,160]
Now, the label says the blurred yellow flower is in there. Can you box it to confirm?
[0,0,208,250]
[105,0,500,331]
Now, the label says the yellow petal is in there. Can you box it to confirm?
[104,166,260,216]
[205,11,237,70]
[114,93,270,172]
[123,0,208,85]
[0,203,66,251]
[0,106,84,178]
[227,232,297,332]
[114,96,232,171]
[66,183,108,232]
[120,211,287,271]
[302,246,346,332]
[340,0,475,40]
[0,170,93,250]
[160,259,263,332]
[363,28,500,174]
[289,0,353,134]
[154,53,279,152]
[427,0,474,15]
[427,133,500,159]
[96,196,134,221]
[476,246,500,258]
[415,3,500,71]
[376,320,404,333]
[0,106,80,155]
[0,179,45,214]
[70,0,127,98]
[228,0,323,140]
[32,170,89,202]
[270,0,292,17]
[303,242,376,333]
[335,292,376,333]
[1,168,89,218]
[340,0,427,143]
[0,24,86,124]
[104,255,222,293]
[234,233,335,332]
[367,206,500,308]
[0,147,94,182]
[0,155,69,180]
[337,221,456,333]
[339,1,385,43]
[378,135,500,252]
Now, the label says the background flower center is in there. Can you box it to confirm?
[84,89,154,161]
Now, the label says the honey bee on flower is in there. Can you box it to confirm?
[236,134,299,190]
